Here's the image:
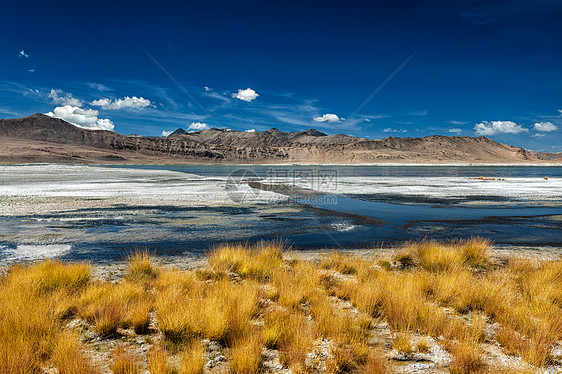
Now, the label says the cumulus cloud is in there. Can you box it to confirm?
[46,105,114,131]
[19,50,28,58]
[232,88,259,102]
[448,128,462,133]
[474,121,528,136]
[383,128,407,133]
[48,89,83,107]
[161,130,173,137]
[533,121,557,132]
[188,122,210,131]
[245,129,256,133]
[313,113,341,123]
[91,96,151,110]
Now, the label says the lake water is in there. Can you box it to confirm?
[0,164,560,264]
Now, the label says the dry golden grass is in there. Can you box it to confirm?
[79,282,148,336]
[0,261,91,374]
[156,277,260,345]
[147,346,176,374]
[326,340,369,373]
[229,333,263,374]
[416,338,431,353]
[321,251,359,274]
[277,311,315,370]
[7,260,91,294]
[111,345,139,374]
[126,250,159,283]
[361,349,392,374]
[180,341,205,374]
[209,241,284,280]
[52,331,97,374]
[393,333,413,354]
[1,239,560,373]
[448,341,486,374]
[273,260,321,310]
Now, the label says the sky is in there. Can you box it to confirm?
[0,0,561,151]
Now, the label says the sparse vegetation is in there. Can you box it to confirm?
[0,239,560,373]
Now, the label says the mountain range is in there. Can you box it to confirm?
[0,113,559,164]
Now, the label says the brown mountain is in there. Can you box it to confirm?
[0,113,557,164]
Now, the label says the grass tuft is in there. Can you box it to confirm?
[209,241,284,280]
[449,341,486,374]
[53,331,97,374]
[147,346,176,374]
[111,346,138,374]
[229,333,263,374]
[393,333,413,355]
[126,251,158,283]
[180,341,205,374]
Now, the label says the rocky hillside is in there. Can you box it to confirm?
[0,113,556,164]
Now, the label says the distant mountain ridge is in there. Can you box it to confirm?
[0,113,558,164]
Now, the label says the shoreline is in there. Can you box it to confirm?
[1,161,562,166]
[2,243,559,281]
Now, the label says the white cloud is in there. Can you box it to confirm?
[19,50,28,58]
[313,113,341,123]
[96,118,114,130]
[474,121,528,136]
[91,96,151,110]
[558,109,562,116]
[88,83,111,91]
[161,130,173,137]
[46,105,114,131]
[232,88,259,102]
[448,128,462,133]
[532,133,545,137]
[383,128,407,133]
[410,109,428,116]
[28,68,35,73]
[447,120,469,125]
[533,121,557,132]
[245,129,256,133]
[48,89,83,107]
[188,122,210,131]
[204,86,212,92]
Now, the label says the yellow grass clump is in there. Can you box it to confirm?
[111,346,139,374]
[229,333,264,374]
[52,331,97,374]
[209,241,284,280]
[180,341,205,374]
[147,346,176,374]
[126,250,159,284]
[156,278,260,345]
[448,341,486,374]
[393,333,413,355]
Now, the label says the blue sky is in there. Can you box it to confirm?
[1,0,560,151]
